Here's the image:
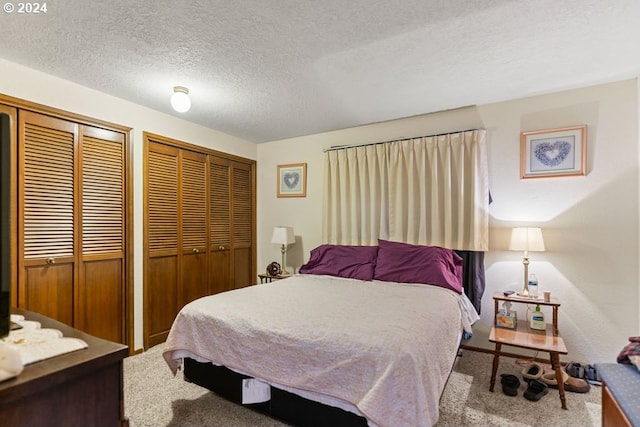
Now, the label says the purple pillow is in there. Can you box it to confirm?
[299,244,379,281]
[373,239,463,293]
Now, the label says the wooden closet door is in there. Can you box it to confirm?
[146,142,179,347]
[18,111,77,326]
[78,126,125,343]
[209,156,231,294]
[180,150,208,306]
[231,161,254,288]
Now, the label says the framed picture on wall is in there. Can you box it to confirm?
[277,163,307,197]
[520,125,587,179]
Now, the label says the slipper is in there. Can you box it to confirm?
[564,376,591,393]
[585,364,602,385]
[540,369,569,388]
[500,373,521,396]
[523,379,549,401]
[521,362,544,381]
[565,361,585,378]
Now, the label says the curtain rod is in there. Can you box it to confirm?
[323,128,483,152]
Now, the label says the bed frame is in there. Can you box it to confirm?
[184,357,368,426]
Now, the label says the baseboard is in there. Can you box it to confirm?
[130,348,144,356]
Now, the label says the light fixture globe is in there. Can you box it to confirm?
[170,86,191,113]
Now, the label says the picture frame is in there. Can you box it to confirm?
[520,125,587,179]
[277,163,307,197]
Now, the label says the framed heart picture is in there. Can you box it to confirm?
[277,163,307,197]
[520,126,586,179]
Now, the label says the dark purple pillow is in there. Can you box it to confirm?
[299,244,379,281]
[373,239,463,293]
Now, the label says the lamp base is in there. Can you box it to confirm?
[280,245,290,275]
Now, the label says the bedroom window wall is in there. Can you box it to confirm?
[323,130,489,251]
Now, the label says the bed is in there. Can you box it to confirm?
[163,241,482,427]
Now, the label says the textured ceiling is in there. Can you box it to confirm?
[0,0,639,143]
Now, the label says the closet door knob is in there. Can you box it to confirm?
[192,248,199,253]
[47,257,55,264]
[218,245,225,250]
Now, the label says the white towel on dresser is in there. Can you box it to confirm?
[1,315,88,365]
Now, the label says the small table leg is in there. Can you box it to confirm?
[550,352,567,409]
[490,343,502,392]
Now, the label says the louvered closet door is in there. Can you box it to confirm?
[180,150,208,306]
[18,111,77,325]
[209,156,231,294]
[79,126,125,343]
[231,161,254,288]
[146,142,179,347]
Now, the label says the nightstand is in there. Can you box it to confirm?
[258,273,291,283]
[489,292,568,409]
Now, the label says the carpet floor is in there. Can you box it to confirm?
[124,345,601,427]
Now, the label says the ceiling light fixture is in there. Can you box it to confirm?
[170,86,191,113]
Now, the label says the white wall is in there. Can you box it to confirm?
[3,57,638,361]
[256,107,486,273]
[0,59,257,350]
[637,77,640,336]
[257,79,640,363]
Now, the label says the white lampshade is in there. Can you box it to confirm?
[509,227,545,252]
[271,226,295,246]
[171,86,191,113]
[510,227,545,297]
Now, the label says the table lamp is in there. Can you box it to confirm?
[271,226,295,275]
[509,227,545,297]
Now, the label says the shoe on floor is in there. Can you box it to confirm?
[524,379,549,401]
[564,376,591,393]
[565,361,585,378]
[585,364,602,385]
[540,369,569,388]
[521,362,544,381]
[500,373,521,396]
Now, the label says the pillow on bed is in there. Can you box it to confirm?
[299,244,379,281]
[373,239,463,293]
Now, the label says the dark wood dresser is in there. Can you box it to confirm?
[0,309,129,427]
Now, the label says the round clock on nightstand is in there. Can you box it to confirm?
[266,261,282,277]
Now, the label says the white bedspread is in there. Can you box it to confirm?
[163,274,478,427]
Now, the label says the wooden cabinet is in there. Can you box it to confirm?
[208,157,254,293]
[146,142,179,347]
[209,156,231,295]
[181,150,209,305]
[1,309,129,427]
[11,107,129,345]
[144,134,256,348]
[79,126,127,343]
[231,161,253,289]
[19,112,76,326]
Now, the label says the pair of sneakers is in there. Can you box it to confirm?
[566,361,602,386]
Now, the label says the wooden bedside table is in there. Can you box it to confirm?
[258,273,291,283]
[489,292,568,409]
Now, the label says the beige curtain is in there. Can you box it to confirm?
[322,130,489,251]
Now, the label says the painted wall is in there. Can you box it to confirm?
[2,56,638,361]
[0,59,257,350]
[257,79,640,363]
